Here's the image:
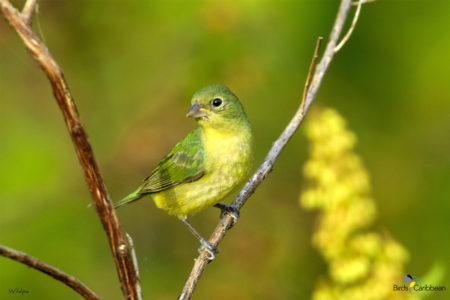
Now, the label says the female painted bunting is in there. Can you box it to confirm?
[115,84,254,258]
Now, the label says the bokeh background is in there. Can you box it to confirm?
[1,0,449,299]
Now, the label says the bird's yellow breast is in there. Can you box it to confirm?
[152,125,253,219]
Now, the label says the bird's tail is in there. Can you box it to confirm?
[114,187,144,209]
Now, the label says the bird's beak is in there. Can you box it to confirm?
[186,101,210,118]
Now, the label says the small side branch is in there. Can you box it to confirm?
[21,0,37,25]
[0,1,140,299]
[334,0,374,53]
[126,233,143,300]
[0,245,100,300]
[179,0,357,299]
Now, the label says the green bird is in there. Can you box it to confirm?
[115,84,254,258]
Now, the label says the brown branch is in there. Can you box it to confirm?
[178,0,355,299]
[301,38,323,113]
[0,1,140,299]
[0,245,101,300]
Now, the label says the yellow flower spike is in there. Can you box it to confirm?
[300,107,417,300]
[383,240,410,263]
[350,233,382,258]
[330,256,370,284]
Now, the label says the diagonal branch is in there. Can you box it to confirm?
[179,0,357,299]
[0,245,101,300]
[0,1,140,299]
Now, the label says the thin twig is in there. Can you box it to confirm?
[0,245,101,300]
[21,0,36,25]
[334,0,373,53]
[126,233,142,300]
[0,1,140,299]
[301,37,323,113]
[352,0,376,5]
[179,0,354,299]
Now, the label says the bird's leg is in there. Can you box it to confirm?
[214,203,240,225]
[180,218,218,260]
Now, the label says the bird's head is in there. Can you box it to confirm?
[186,84,249,130]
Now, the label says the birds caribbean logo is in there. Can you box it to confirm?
[403,274,421,294]
[115,84,254,259]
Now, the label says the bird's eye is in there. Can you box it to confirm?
[212,98,223,107]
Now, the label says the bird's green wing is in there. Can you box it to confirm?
[140,127,205,193]
[114,128,205,209]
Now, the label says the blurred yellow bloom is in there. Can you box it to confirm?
[301,108,420,300]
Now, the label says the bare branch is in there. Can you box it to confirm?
[179,0,356,299]
[334,0,374,53]
[352,0,376,5]
[21,0,37,25]
[304,0,353,112]
[126,233,142,300]
[0,245,101,300]
[301,37,323,113]
[0,1,140,299]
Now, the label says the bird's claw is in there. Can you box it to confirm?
[198,239,218,261]
[214,203,240,226]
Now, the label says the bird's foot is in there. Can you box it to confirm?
[214,203,240,227]
[198,239,218,261]
[181,218,218,261]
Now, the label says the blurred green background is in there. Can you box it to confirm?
[1,0,449,299]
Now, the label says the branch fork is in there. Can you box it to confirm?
[21,0,36,25]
